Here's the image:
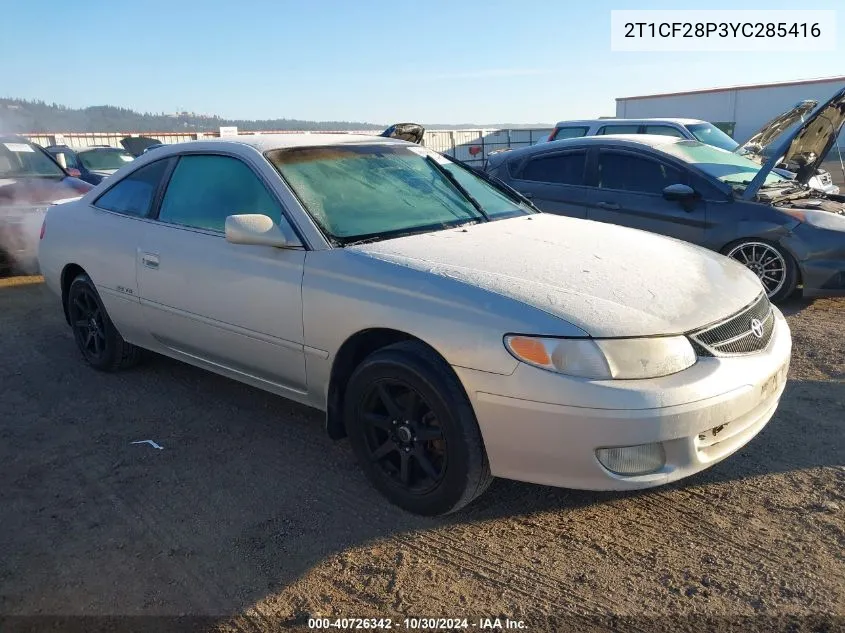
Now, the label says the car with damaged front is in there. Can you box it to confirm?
[545,98,841,195]
[38,133,791,515]
[0,135,92,276]
[487,86,845,303]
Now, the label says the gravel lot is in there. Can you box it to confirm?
[0,277,842,633]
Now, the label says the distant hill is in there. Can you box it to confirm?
[0,99,385,133]
[0,98,551,133]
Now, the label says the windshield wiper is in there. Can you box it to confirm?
[423,156,490,221]
[446,156,540,212]
[341,220,483,247]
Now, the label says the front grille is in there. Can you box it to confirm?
[688,293,774,357]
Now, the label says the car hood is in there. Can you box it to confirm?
[379,123,425,144]
[0,175,92,206]
[743,86,845,200]
[119,136,163,157]
[736,99,818,160]
[349,214,763,337]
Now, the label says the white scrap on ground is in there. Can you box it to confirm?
[131,440,164,450]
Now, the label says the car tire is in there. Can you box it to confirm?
[344,340,493,516]
[0,248,15,278]
[722,239,799,304]
[67,274,143,371]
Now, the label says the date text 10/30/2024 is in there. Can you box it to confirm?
[308,617,528,630]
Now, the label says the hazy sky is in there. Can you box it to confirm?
[4,0,843,124]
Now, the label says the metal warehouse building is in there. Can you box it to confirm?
[615,75,845,147]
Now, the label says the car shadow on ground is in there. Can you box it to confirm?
[778,294,815,317]
[0,280,842,622]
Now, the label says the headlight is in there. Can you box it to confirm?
[504,335,697,380]
[780,207,845,230]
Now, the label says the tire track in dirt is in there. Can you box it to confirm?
[392,529,653,633]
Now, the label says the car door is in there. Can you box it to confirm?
[136,152,307,393]
[84,157,174,348]
[585,148,707,244]
[507,148,590,218]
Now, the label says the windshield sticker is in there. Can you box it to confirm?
[4,142,35,153]
[120,155,134,162]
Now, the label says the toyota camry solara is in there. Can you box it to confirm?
[37,135,792,515]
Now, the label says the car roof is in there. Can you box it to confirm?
[490,134,690,162]
[77,145,127,153]
[0,134,35,144]
[195,133,407,152]
[553,118,705,127]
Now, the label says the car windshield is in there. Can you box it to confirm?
[0,140,65,177]
[660,140,789,192]
[685,123,739,152]
[266,144,531,244]
[78,149,135,171]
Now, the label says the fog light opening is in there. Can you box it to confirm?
[596,442,666,476]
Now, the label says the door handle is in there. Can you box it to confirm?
[596,201,620,210]
[141,253,160,269]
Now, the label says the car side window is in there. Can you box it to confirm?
[516,152,586,185]
[597,124,640,135]
[551,126,588,140]
[598,152,682,195]
[157,155,281,233]
[94,159,171,217]
[54,150,80,169]
[643,125,686,138]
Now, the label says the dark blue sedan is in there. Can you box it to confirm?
[485,90,845,303]
[44,145,135,185]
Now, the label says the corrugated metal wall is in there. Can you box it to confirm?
[22,128,554,166]
[616,79,845,147]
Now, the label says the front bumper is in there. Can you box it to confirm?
[455,308,792,490]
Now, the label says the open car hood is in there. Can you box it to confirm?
[379,123,425,144]
[119,136,164,157]
[736,99,817,161]
[742,86,845,200]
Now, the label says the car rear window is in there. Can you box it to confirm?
[551,126,588,141]
[597,124,640,135]
[514,152,586,185]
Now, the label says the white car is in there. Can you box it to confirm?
[547,109,840,195]
[38,134,792,514]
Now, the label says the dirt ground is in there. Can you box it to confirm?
[0,277,842,633]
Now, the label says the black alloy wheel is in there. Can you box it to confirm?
[344,341,493,515]
[66,274,143,371]
[358,379,447,494]
[69,284,108,363]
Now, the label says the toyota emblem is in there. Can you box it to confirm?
[750,318,764,339]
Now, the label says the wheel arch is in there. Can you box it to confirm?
[325,328,459,440]
[60,263,88,325]
[718,235,803,287]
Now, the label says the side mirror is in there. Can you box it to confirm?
[662,183,698,202]
[225,214,302,249]
[66,167,82,178]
